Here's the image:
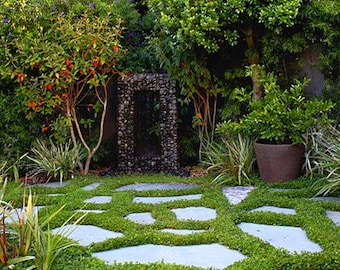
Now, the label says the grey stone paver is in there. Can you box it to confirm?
[161,228,207,235]
[84,196,112,204]
[115,183,199,191]
[125,212,156,225]
[47,193,64,196]
[75,209,105,214]
[222,186,255,205]
[251,206,296,215]
[52,225,123,246]
[37,181,70,188]
[238,222,322,254]
[312,197,340,202]
[171,207,217,221]
[6,206,44,223]
[133,194,202,204]
[92,243,246,270]
[82,183,101,191]
[326,210,340,226]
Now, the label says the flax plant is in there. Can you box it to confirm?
[29,206,87,270]
[26,139,85,184]
[202,134,255,185]
[306,125,340,195]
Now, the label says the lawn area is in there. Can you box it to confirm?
[3,174,340,269]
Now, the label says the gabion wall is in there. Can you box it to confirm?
[117,73,179,173]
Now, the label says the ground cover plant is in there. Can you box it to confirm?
[2,174,339,269]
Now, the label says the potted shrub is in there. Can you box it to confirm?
[218,68,333,182]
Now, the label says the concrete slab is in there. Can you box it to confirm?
[82,183,101,191]
[75,209,105,214]
[161,229,207,235]
[312,197,340,202]
[5,206,44,223]
[125,212,156,225]
[222,186,255,205]
[238,222,322,254]
[84,196,112,204]
[115,183,199,192]
[251,206,296,215]
[326,210,340,226]
[92,243,246,269]
[172,207,217,221]
[37,181,70,188]
[133,194,202,204]
[52,224,124,246]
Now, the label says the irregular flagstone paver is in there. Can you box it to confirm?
[326,210,340,226]
[92,243,246,269]
[37,181,70,188]
[6,206,44,223]
[312,197,340,202]
[75,209,105,214]
[115,183,199,191]
[222,186,255,205]
[238,222,322,254]
[84,196,112,204]
[172,207,217,221]
[82,183,101,191]
[133,194,202,204]
[125,212,156,225]
[161,228,207,235]
[52,225,124,246]
[251,206,296,215]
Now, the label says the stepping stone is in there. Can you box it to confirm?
[326,210,340,226]
[238,222,322,254]
[312,197,340,202]
[5,206,44,223]
[222,186,255,205]
[161,229,207,235]
[251,206,296,215]
[52,225,123,246]
[125,212,156,225]
[37,181,70,188]
[115,183,199,192]
[84,196,112,204]
[82,183,101,191]
[75,210,105,214]
[92,243,246,269]
[133,194,202,204]
[172,207,217,221]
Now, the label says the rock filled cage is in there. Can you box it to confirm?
[116,73,179,173]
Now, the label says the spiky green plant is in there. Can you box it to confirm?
[202,134,255,185]
[29,206,87,270]
[26,139,85,184]
[306,125,340,195]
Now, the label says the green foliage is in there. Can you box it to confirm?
[202,134,255,185]
[0,92,40,167]
[26,139,85,184]
[218,68,334,144]
[306,125,340,195]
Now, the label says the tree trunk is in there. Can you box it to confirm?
[244,28,263,100]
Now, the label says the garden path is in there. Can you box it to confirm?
[43,181,340,269]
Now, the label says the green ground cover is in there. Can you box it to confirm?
[3,175,340,270]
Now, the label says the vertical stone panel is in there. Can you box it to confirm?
[117,73,179,173]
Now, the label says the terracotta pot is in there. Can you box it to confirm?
[254,142,305,183]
